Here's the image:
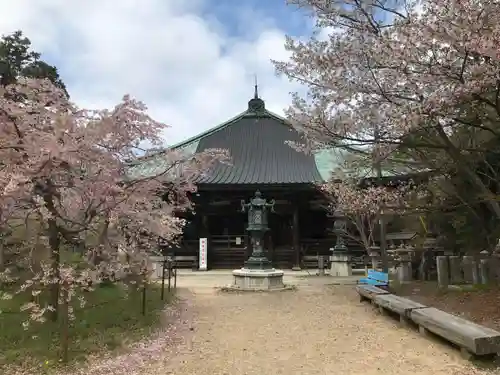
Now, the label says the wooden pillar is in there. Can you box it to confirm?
[292,204,301,271]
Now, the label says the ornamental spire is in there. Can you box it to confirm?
[247,74,265,113]
[254,74,259,99]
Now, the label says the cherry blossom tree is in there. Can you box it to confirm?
[0,77,228,326]
[323,172,416,253]
[275,0,500,218]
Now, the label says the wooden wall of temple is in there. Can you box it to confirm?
[174,187,337,269]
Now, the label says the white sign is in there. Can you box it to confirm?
[235,237,241,245]
[199,238,208,271]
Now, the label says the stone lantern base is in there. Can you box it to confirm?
[330,253,352,277]
[230,268,286,291]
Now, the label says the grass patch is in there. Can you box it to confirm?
[0,283,173,370]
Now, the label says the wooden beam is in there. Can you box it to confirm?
[356,285,390,302]
[373,294,426,318]
[410,307,500,356]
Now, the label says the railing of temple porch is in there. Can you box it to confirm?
[272,246,294,269]
[209,234,248,269]
[299,238,334,269]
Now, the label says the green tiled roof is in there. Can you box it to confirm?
[192,100,324,184]
[312,145,427,182]
[127,94,423,183]
[126,140,200,180]
[129,96,329,184]
[313,148,349,181]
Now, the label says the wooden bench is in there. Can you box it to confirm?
[410,307,500,358]
[358,269,389,287]
[356,284,389,302]
[373,294,427,325]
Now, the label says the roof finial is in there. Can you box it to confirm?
[254,74,259,99]
[247,74,265,114]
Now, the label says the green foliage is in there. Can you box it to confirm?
[0,284,172,369]
[0,30,68,95]
[424,143,500,254]
[428,206,497,253]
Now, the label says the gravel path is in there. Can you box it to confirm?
[151,282,494,375]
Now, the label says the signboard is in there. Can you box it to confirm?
[235,237,241,245]
[199,238,208,271]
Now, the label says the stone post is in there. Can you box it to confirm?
[479,258,490,284]
[448,256,463,284]
[317,255,326,276]
[471,259,479,284]
[397,253,412,283]
[462,256,475,284]
[493,254,500,283]
[489,256,499,284]
[436,256,449,288]
[330,253,352,277]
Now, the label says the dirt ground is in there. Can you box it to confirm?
[394,281,500,331]
[142,274,495,375]
[59,273,499,375]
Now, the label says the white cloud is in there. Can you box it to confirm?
[0,0,306,145]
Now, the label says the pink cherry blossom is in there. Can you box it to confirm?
[276,0,500,218]
[0,77,228,325]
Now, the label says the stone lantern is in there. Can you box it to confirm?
[240,190,275,270]
[228,190,287,291]
[330,209,352,277]
[332,209,348,252]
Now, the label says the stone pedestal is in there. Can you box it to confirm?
[368,249,380,270]
[397,261,412,283]
[231,268,285,291]
[330,254,352,277]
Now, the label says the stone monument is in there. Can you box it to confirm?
[230,190,286,291]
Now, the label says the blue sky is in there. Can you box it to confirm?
[0,0,317,145]
[205,0,311,39]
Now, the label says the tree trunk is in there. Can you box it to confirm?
[97,218,110,245]
[60,287,69,363]
[48,218,60,322]
[0,240,4,272]
[0,225,7,272]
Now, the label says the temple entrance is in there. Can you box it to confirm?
[175,188,334,269]
[207,213,247,269]
[205,209,295,269]
[209,234,248,269]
